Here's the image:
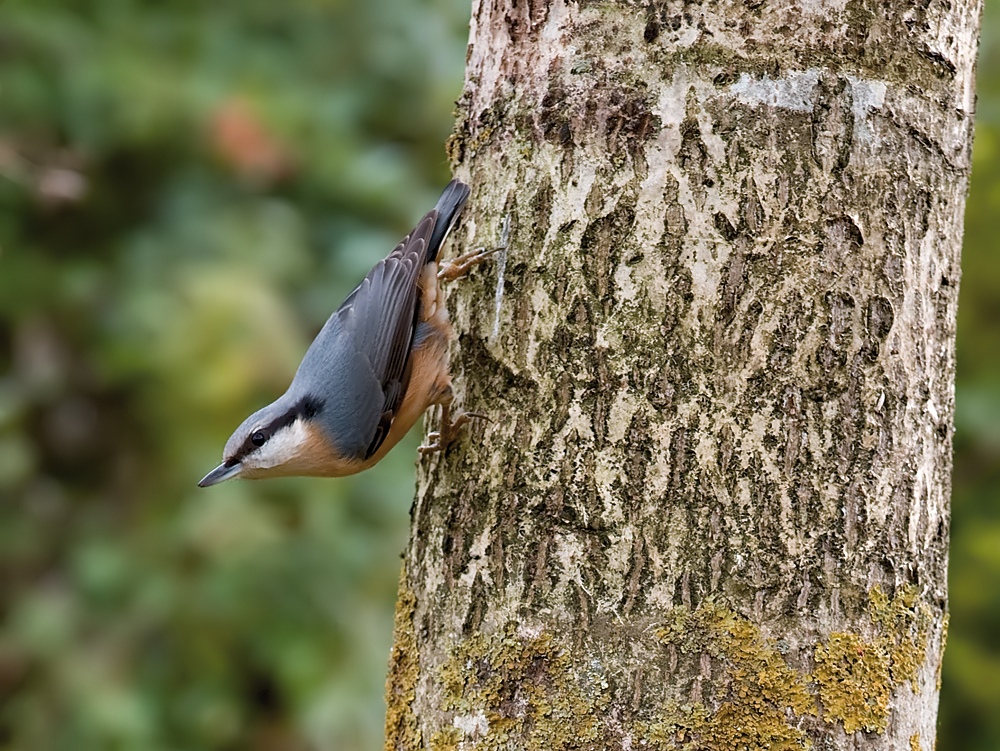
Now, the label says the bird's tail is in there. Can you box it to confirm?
[426,179,471,264]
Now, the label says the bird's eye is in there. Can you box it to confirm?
[251,430,267,447]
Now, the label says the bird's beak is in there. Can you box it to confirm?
[198,461,243,487]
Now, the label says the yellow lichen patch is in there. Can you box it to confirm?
[937,613,949,691]
[869,585,933,692]
[429,726,461,751]
[813,632,891,733]
[384,568,421,751]
[434,622,609,750]
[646,699,810,751]
[910,733,922,751]
[809,587,934,734]
[648,601,813,750]
[421,588,938,747]
[641,702,709,749]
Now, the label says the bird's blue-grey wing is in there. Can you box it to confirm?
[291,214,436,459]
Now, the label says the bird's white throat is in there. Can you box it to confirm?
[244,418,311,470]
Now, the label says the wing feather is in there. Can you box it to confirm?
[288,183,468,461]
[337,215,434,458]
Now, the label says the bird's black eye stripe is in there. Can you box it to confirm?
[299,397,323,419]
[238,398,321,459]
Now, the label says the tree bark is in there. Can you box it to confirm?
[385,0,982,749]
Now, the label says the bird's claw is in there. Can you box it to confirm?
[437,245,505,282]
[417,433,442,455]
[418,410,488,455]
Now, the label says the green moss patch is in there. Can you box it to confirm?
[384,568,421,751]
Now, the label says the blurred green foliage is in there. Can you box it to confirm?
[0,1,467,749]
[942,2,1000,749]
[0,0,997,749]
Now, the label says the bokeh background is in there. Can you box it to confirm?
[0,1,996,749]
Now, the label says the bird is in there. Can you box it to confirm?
[198,179,493,487]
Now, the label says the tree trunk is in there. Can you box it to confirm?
[385,0,982,749]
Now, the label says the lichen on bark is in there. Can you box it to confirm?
[813,632,892,733]
[811,586,934,733]
[649,600,815,750]
[429,622,608,750]
[384,569,420,751]
[406,587,938,748]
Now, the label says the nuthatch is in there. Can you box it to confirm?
[199,180,490,487]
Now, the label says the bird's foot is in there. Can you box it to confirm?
[437,246,503,282]
[418,410,488,455]
[437,214,511,282]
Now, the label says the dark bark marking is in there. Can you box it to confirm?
[669,425,691,499]
[833,214,865,248]
[593,345,611,450]
[603,86,662,154]
[580,194,638,313]
[811,74,854,174]
[719,239,747,326]
[541,82,574,149]
[661,173,687,243]
[734,297,764,364]
[741,176,765,235]
[713,211,738,241]
[523,532,551,603]
[552,369,573,434]
[782,386,804,477]
[768,299,807,373]
[916,45,959,77]
[531,179,555,249]
[867,295,895,344]
[643,17,660,43]
[503,0,550,43]
[647,365,678,411]
[462,572,489,636]
[814,291,857,387]
[679,115,709,185]
[659,267,693,341]
[836,354,869,479]
[718,424,735,477]
[622,529,647,615]
[625,410,651,491]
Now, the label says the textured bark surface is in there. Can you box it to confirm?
[385,1,982,749]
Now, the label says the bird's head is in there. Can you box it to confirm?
[198,396,344,486]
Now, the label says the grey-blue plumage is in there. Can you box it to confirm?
[223,180,470,464]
